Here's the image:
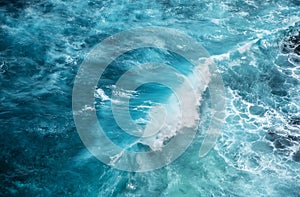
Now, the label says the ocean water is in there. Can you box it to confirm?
[1,0,300,196]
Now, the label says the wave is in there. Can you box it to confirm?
[138,60,211,151]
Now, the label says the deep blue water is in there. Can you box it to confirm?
[1,0,300,196]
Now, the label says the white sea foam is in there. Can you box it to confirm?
[216,86,300,178]
[138,59,211,151]
[95,88,110,101]
[237,39,259,54]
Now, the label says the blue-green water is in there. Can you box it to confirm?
[1,0,300,196]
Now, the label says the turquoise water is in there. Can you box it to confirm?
[1,0,300,196]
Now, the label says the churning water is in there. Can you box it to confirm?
[1,0,300,196]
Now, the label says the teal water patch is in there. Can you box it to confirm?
[1,0,300,196]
